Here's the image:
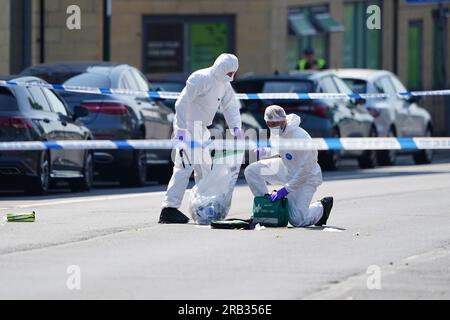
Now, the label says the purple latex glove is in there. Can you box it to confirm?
[254,148,269,158]
[175,129,186,141]
[269,187,289,202]
[233,127,244,140]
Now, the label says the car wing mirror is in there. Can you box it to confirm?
[73,105,89,120]
[350,97,366,107]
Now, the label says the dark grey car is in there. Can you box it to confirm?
[62,65,174,186]
[0,76,93,195]
[233,71,378,170]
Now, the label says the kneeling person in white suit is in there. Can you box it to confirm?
[245,105,333,227]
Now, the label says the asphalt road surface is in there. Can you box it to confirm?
[1,154,450,300]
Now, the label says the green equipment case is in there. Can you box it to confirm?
[252,196,289,227]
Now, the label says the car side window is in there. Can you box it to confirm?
[374,76,396,96]
[317,76,339,93]
[119,70,139,90]
[42,89,69,117]
[390,75,408,93]
[131,69,150,92]
[333,76,352,94]
[27,87,52,112]
[119,71,132,89]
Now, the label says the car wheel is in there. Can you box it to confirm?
[149,164,173,185]
[319,128,340,171]
[69,151,94,192]
[358,127,378,169]
[378,127,397,166]
[25,151,50,195]
[413,127,433,165]
[120,149,147,187]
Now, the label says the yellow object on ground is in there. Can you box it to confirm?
[6,211,36,222]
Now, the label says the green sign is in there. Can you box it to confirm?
[189,22,229,71]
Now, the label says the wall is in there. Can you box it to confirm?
[0,0,11,74]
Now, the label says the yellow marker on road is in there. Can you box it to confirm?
[6,211,36,222]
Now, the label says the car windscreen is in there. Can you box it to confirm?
[343,79,367,94]
[262,80,314,93]
[0,87,18,111]
[64,73,111,88]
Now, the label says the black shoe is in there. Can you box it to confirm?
[315,197,334,226]
[159,207,190,224]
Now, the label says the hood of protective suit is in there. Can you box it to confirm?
[283,114,302,135]
[211,53,239,82]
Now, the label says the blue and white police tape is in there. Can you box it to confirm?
[1,80,450,101]
[1,138,450,151]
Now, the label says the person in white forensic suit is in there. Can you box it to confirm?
[159,53,244,224]
[245,105,334,227]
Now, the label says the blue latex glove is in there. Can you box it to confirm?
[269,187,289,202]
[233,127,244,140]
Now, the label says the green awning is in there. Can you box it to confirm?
[288,13,317,36]
[313,13,344,32]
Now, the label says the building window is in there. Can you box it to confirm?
[142,15,235,74]
[408,20,423,90]
[343,1,382,69]
[287,6,343,70]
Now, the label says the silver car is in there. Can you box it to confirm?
[334,69,433,166]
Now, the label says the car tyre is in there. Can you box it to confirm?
[358,127,378,169]
[378,127,397,166]
[25,151,50,195]
[120,149,147,187]
[69,151,94,192]
[319,128,340,171]
[148,164,173,185]
[413,127,433,165]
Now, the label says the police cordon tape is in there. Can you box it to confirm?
[1,138,450,151]
[1,80,450,100]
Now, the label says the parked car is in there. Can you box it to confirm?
[233,71,378,170]
[0,76,93,194]
[334,69,433,165]
[61,65,175,186]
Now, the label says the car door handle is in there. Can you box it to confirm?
[43,118,50,123]
[61,121,67,126]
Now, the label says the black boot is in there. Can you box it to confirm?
[315,197,334,226]
[159,207,190,224]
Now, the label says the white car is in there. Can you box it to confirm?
[334,69,433,165]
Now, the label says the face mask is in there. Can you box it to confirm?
[224,71,235,82]
[269,126,283,136]
[268,122,287,136]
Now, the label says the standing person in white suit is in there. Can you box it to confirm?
[245,105,334,227]
[159,53,244,224]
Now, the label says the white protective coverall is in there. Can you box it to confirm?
[244,114,324,227]
[162,54,242,209]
